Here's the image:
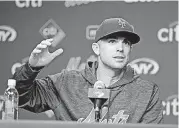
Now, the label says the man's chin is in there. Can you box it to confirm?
[111,64,126,69]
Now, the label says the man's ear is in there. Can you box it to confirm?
[92,42,100,55]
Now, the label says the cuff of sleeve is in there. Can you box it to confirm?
[27,63,44,72]
[15,62,42,81]
[22,62,43,79]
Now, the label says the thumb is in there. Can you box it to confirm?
[51,48,63,58]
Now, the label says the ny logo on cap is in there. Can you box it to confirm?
[118,18,126,28]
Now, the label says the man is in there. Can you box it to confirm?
[13,17,163,123]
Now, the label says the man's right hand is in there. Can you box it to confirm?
[29,39,63,67]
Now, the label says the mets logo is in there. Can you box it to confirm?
[94,91,104,98]
[77,109,129,124]
[118,18,126,28]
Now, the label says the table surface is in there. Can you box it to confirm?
[0,120,177,128]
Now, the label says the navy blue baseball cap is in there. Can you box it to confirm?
[95,18,140,44]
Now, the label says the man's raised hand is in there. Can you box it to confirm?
[29,39,63,67]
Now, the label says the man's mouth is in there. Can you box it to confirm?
[113,56,124,58]
[113,56,125,61]
[113,56,125,59]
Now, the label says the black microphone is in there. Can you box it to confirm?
[88,81,110,122]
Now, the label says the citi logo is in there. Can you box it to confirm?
[15,0,42,8]
[162,95,178,116]
[39,19,65,38]
[129,58,159,75]
[158,21,178,43]
[0,26,17,42]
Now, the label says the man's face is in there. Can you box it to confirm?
[96,36,132,69]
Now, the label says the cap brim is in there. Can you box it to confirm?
[99,31,140,44]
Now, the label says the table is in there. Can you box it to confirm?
[0,120,177,128]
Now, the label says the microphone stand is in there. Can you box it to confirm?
[94,98,101,122]
[87,82,110,123]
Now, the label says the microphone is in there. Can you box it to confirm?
[88,81,110,122]
[93,81,106,111]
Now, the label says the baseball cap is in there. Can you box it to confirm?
[95,18,140,44]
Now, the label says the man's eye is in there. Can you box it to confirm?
[124,39,131,45]
[108,40,117,43]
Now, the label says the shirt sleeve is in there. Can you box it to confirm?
[139,84,164,124]
[12,62,64,113]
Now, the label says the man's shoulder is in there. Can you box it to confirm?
[134,77,159,93]
[47,69,86,89]
[50,69,83,78]
[65,69,83,76]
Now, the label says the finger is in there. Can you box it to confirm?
[66,57,75,70]
[51,48,63,58]
[36,44,47,50]
[46,38,53,42]
[41,40,52,46]
[32,49,42,54]
[78,63,86,71]
[74,57,81,69]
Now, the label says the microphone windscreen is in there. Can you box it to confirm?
[94,81,106,89]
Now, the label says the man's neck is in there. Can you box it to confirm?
[96,62,125,87]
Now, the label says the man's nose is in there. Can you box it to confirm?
[116,42,124,52]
